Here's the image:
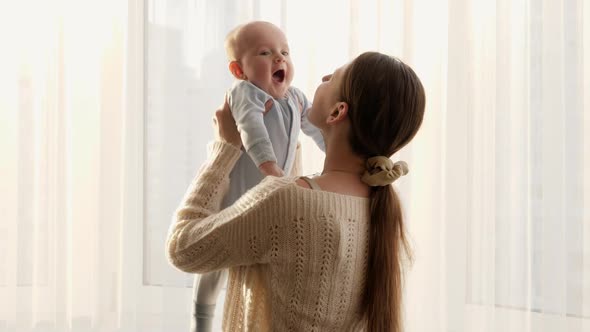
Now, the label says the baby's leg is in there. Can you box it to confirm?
[191,269,228,332]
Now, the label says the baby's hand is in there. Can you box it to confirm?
[259,161,284,177]
[263,99,274,115]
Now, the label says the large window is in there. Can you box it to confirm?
[143,0,234,287]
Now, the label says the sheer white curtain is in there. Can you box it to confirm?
[0,0,189,331]
[1,0,589,331]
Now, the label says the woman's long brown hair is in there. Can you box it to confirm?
[341,52,425,331]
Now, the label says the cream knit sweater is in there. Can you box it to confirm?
[166,141,370,331]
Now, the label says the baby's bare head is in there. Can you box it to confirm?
[224,21,293,99]
[224,21,287,61]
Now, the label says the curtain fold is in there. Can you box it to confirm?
[1,0,588,331]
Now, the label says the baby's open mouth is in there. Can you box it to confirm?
[272,69,285,83]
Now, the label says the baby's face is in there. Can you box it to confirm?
[238,23,294,99]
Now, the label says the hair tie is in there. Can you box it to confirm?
[361,157,409,187]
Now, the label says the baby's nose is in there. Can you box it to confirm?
[274,55,285,62]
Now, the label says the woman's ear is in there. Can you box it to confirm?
[326,102,349,125]
[229,61,246,79]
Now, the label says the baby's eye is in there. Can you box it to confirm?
[282,51,289,56]
[259,50,271,55]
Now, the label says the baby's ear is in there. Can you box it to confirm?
[229,61,245,80]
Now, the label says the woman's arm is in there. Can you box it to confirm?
[166,100,287,274]
[166,140,290,273]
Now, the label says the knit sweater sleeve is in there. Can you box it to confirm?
[166,141,289,274]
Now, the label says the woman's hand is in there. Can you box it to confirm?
[213,95,242,148]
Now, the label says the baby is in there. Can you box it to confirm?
[191,21,324,332]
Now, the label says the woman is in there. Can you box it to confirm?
[166,52,426,331]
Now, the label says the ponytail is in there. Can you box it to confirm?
[363,185,412,332]
[340,51,425,331]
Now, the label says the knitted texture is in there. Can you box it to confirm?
[166,141,370,331]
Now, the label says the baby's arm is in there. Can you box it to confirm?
[259,160,284,177]
[294,88,326,152]
[257,99,284,177]
[229,81,284,177]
